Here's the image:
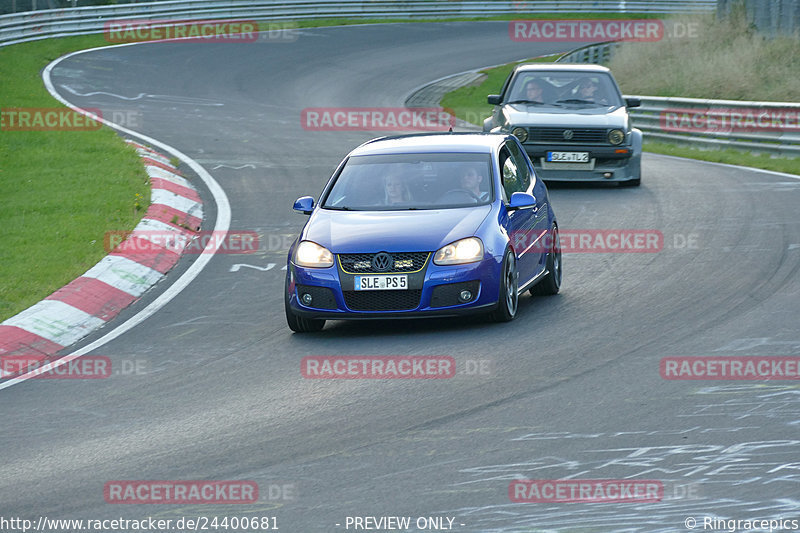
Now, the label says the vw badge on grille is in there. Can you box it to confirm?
[562,129,574,140]
[371,252,394,272]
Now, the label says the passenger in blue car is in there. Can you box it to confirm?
[383,170,412,206]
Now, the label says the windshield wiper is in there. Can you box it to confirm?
[324,206,352,210]
[555,98,596,105]
[506,99,546,105]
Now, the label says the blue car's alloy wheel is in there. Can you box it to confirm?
[491,248,518,322]
[531,224,562,296]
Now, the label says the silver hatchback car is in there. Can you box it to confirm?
[484,64,642,186]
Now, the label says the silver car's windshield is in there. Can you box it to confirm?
[507,71,623,107]
[321,153,494,211]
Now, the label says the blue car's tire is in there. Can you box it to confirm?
[531,224,562,296]
[491,248,518,322]
[285,276,325,333]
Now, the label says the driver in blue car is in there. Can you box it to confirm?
[460,164,489,201]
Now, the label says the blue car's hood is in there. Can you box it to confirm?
[303,206,492,253]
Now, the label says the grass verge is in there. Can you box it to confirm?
[608,11,800,101]
[0,35,150,322]
[643,141,800,175]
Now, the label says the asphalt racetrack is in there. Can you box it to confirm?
[2,21,800,533]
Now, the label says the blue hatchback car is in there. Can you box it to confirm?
[285,132,561,332]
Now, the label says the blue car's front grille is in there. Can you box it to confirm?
[338,252,430,274]
[343,289,422,311]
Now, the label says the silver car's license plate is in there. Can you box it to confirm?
[354,275,408,290]
[547,151,590,162]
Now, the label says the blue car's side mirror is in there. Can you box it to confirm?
[508,192,537,210]
[293,196,314,215]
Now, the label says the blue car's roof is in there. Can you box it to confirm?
[350,132,508,157]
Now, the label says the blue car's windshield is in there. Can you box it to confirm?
[321,153,494,211]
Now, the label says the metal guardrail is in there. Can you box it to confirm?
[0,0,717,46]
[557,42,800,157]
[718,0,800,39]
[625,96,800,157]
[557,41,618,64]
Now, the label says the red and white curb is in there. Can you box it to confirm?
[0,140,204,368]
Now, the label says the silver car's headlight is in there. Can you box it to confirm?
[512,127,529,143]
[608,129,625,145]
[433,237,484,265]
[294,241,334,268]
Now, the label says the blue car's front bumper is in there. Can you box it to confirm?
[287,253,503,319]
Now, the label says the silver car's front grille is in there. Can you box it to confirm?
[528,127,608,144]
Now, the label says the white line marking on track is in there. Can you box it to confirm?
[60,85,148,100]
[229,263,276,272]
[60,84,225,106]
[212,164,256,170]
[0,42,231,392]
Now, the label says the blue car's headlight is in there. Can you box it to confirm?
[433,237,484,265]
[294,241,334,268]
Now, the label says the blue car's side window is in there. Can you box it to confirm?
[499,146,516,202]
[506,140,532,194]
